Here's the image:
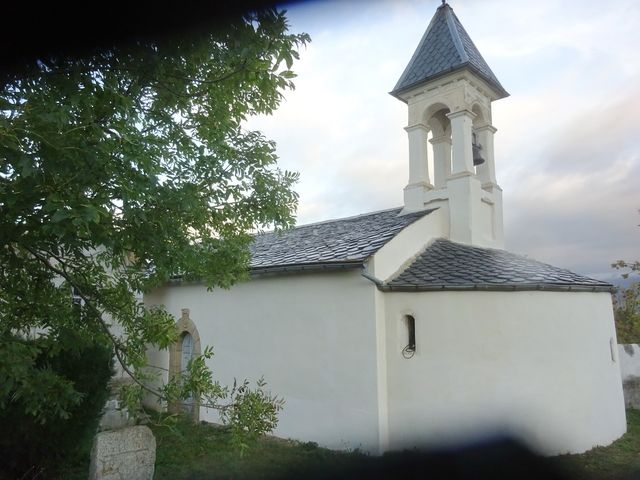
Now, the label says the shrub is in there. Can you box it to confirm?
[0,332,114,479]
[614,282,640,344]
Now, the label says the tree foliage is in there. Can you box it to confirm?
[612,212,640,344]
[613,282,640,344]
[0,332,113,479]
[0,7,308,437]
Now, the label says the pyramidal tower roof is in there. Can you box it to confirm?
[391,2,508,99]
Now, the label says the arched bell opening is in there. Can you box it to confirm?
[426,107,452,189]
[471,104,488,174]
[470,103,497,189]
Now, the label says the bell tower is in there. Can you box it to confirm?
[391,1,508,248]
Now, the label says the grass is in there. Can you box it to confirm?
[151,416,367,479]
[60,409,640,479]
[153,410,640,479]
[552,409,640,479]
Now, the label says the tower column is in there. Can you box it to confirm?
[430,135,451,189]
[404,123,432,186]
[475,124,498,189]
[403,123,432,211]
[446,110,476,176]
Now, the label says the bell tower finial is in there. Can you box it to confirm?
[391,2,508,248]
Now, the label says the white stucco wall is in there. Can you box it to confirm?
[479,197,494,243]
[144,269,383,452]
[370,208,446,282]
[373,288,390,452]
[384,290,626,455]
[144,270,625,455]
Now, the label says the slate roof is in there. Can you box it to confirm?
[249,207,434,272]
[391,3,508,99]
[385,238,613,292]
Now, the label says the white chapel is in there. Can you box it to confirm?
[144,2,626,455]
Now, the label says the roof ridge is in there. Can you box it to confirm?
[392,5,443,93]
[443,4,468,63]
[449,9,507,96]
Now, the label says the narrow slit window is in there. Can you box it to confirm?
[610,337,616,363]
[403,315,416,359]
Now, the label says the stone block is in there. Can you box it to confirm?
[89,425,156,480]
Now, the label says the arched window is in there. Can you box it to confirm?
[180,332,196,415]
[169,308,201,421]
[181,332,194,372]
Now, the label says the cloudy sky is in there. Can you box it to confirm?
[246,0,640,282]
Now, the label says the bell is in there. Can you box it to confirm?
[472,132,485,166]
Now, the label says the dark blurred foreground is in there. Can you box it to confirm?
[1,0,285,75]
[282,436,572,480]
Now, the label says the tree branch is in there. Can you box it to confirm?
[22,245,237,413]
